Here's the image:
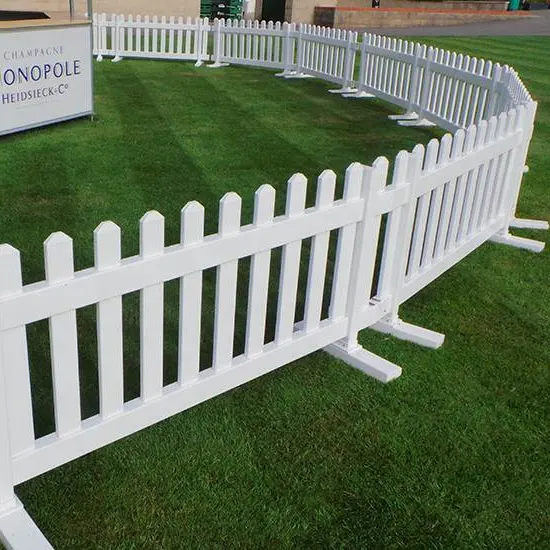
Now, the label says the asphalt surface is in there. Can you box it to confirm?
[367,4,550,35]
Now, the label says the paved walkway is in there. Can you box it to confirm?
[367,4,550,35]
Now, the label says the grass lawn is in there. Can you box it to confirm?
[1,36,548,549]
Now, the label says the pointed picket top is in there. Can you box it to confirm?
[474,119,488,149]
[343,163,363,201]
[253,185,276,226]
[140,211,165,257]
[424,139,440,172]
[486,115,499,145]
[451,129,466,160]
[496,111,508,139]
[219,192,242,236]
[408,144,425,181]
[0,244,22,295]
[286,173,307,217]
[44,232,74,282]
[438,134,453,166]
[391,150,409,187]
[464,124,477,154]
[450,51,457,67]
[373,156,390,173]
[94,221,121,269]
[181,201,205,246]
[505,108,518,134]
[316,170,336,209]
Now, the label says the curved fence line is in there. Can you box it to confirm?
[0,13,547,549]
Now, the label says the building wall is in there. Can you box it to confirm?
[1,1,200,18]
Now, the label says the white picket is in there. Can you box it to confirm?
[140,211,165,401]
[245,185,276,358]
[303,171,336,332]
[328,164,362,321]
[275,174,307,345]
[94,222,124,418]
[0,246,34,455]
[178,202,205,383]
[44,233,81,436]
[213,193,241,369]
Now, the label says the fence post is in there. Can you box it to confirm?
[0,331,15,515]
[344,33,374,99]
[275,22,295,77]
[0,246,54,549]
[329,31,358,94]
[490,102,548,251]
[111,14,123,63]
[324,159,403,383]
[370,147,446,348]
[398,45,436,127]
[208,19,229,68]
[283,24,312,79]
[194,17,204,67]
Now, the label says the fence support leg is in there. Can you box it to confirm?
[372,317,445,349]
[489,232,545,253]
[510,218,549,231]
[324,339,402,383]
[397,118,437,127]
[0,497,53,550]
[388,111,419,121]
[342,90,375,99]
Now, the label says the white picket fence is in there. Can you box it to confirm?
[0,14,547,550]
[93,13,210,64]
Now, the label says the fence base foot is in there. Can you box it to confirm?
[489,232,545,253]
[96,54,103,62]
[342,91,375,99]
[510,217,549,231]
[372,318,445,349]
[388,111,418,121]
[207,62,229,69]
[324,339,402,383]
[111,55,123,63]
[282,73,314,79]
[274,70,296,77]
[194,60,204,67]
[0,497,53,550]
[328,87,357,94]
[398,118,436,127]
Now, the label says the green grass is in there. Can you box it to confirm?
[1,37,549,549]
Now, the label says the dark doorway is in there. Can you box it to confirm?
[261,0,286,23]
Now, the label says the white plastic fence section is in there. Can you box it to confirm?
[0,109,542,546]
[92,13,210,64]
[1,15,547,549]
[293,25,358,90]
[374,107,530,334]
[211,19,288,69]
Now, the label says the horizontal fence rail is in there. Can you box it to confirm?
[1,13,547,550]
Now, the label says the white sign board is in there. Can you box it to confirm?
[0,24,93,136]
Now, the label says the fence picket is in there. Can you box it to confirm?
[213,193,241,369]
[45,233,81,436]
[178,202,205,383]
[328,165,362,320]
[275,174,307,345]
[446,125,477,249]
[303,171,336,332]
[94,222,124,418]
[0,246,34,456]
[245,186,276,357]
[140,211,165,401]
